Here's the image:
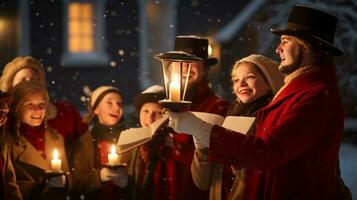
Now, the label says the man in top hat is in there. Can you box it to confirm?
[153,36,230,200]
[166,5,351,200]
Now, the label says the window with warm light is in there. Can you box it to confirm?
[61,0,108,67]
[68,3,94,53]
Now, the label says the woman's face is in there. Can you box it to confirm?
[94,92,123,126]
[21,92,47,127]
[12,68,40,87]
[139,102,164,127]
[232,62,271,103]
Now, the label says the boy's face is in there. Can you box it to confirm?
[21,92,47,127]
[139,102,164,127]
[94,92,123,127]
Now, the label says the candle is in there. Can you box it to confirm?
[51,149,62,172]
[108,145,119,165]
[169,75,181,102]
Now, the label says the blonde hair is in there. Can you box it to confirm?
[296,38,334,65]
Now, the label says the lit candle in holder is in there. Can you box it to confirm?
[169,75,181,102]
[51,149,62,172]
[108,145,119,165]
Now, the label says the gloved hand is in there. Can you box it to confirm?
[100,167,119,182]
[47,175,66,188]
[193,136,208,149]
[166,111,213,147]
[113,168,128,188]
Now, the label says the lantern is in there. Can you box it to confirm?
[154,51,202,111]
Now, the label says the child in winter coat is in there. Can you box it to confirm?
[0,56,88,162]
[7,80,72,200]
[127,85,166,199]
[71,86,129,200]
[190,54,284,200]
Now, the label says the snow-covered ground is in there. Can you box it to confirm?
[340,142,357,199]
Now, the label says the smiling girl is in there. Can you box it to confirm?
[191,54,284,200]
[7,80,71,200]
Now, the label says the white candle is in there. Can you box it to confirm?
[51,149,62,172]
[108,145,119,165]
[169,75,181,102]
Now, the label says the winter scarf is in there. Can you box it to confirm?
[21,123,46,159]
[226,92,274,117]
[91,118,127,143]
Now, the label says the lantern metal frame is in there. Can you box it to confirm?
[154,51,202,111]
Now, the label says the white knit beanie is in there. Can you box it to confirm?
[0,56,46,92]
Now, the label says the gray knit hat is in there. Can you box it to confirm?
[233,54,284,93]
[0,56,46,92]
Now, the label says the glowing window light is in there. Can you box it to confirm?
[68,3,94,53]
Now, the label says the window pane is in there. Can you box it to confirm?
[68,2,94,53]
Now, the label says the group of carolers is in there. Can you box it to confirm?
[0,36,232,200]
[0,4,352,200]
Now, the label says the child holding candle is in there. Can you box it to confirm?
[127,85,166,200]
[6,80,72,200]
[71,86,129,200]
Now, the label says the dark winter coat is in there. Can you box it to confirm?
[209,65,345,200]
[71,119,131,200]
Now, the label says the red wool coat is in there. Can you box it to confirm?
[209,66,344,200]
[154,81,230,200]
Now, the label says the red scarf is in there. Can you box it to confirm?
[21,123,46,159]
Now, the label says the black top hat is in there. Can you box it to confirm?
[175,35,218,66]
[271,5,343,56]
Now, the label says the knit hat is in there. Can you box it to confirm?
[0,56,46,92]
[89,86,121,112]
[132,85,165,111]
[234,54,284,93]
[9,80,49,127]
